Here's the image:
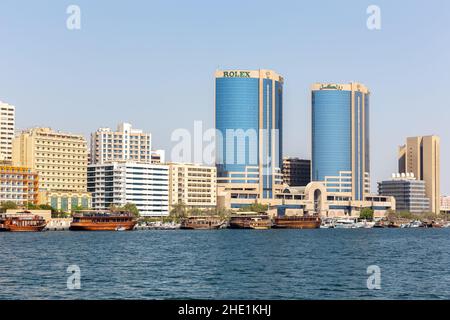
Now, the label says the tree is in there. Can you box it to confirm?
[238,203,268,213]
[122,203,140,218]
[1,201,18,211]
[170,202,188,218]
[38,204,55,211]
[71,205,87,213]
[360,208,374,220]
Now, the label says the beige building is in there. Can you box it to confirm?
[217,181,395,219]
[168,163,217,210]
[441,196,450,213]
[12,127,91,211]
[0,101,15,161]
[90,123,151,164]
[398,135,440,214]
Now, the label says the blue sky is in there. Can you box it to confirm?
[0,0,449,194]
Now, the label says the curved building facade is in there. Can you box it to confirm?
[215,70,283,206]
[311,83,370,201]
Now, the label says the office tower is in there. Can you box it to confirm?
[90,123,151,164]
[215,69,283,207]
[0,101,15,161]
[378,173,430,214]
[282,158,311,187]
[311,82,370,200]
[398,135,440,214]
[87,162,169,216]
[12,127,91,211]
[168,163,217,210]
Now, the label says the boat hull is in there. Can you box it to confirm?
[69,221,136,231]
[273,216,321,229]
[0,224,46,232]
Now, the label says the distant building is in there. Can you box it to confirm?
[0,165,38,206]
[168,163,216,210]
[378,173,430,214]
[282,158,310,187]
[151,150,166,164]
[441,196,450,214]
[87,162,169,217]
[311,83,371,200]
[0,101,15,161]
[12,127,91,211]
[398,135,440,214]
[90,123,152,165]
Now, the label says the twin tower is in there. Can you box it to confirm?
[215,69,370,209]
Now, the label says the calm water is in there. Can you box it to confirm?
[1,229,450,300]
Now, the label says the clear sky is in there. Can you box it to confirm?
[0,0,449,194]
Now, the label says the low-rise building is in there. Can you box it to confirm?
[168,163,216,210]
[0,165,38,206]
[218,181,395,219]
[88,162,169,217]
[441,196,450,214]
[378,173,430,214]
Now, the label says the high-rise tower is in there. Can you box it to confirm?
[311,82,370,201]
[215,69,283,207]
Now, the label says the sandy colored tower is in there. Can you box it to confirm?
[398,135,440,214]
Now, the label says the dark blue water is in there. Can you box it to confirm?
[1,229,449,300]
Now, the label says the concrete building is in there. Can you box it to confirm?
[218,181,395,218]
[168,163,216,210]
[282,158,311,187]
[215,69,284,208]
[441,196,450,214]
[11,127,91,211]
[0,165,39,206]
[378,173,430,214]
[311,83,370,200]
[90,123,152,165]
[151,150,166,164]
[87,162,169,217]
[398,135,440,214]
[0,101,15,161]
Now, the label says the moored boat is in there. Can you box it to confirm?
[69,211,137,231]
[228,214,272,230]
[180,216,225,230]
[273,215,321,229]
[0,212,47,232]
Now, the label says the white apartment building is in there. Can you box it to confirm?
[168,163,217,209]
[0,101,15,161]
[90,123,152,164]
[88,162,169,217]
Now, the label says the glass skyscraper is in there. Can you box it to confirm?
[311,83,370,201]
[215,69,283,205]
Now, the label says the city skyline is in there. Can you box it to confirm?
[0,0,449,194]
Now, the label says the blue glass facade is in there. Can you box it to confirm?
[312,90,352,181]
[216,77,259,177]
[312,86,370,201]
[215,71,283,199]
